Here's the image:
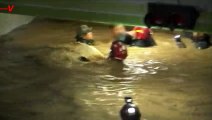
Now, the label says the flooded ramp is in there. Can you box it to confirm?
[0,19,212,120]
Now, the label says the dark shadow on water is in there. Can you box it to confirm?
[0,47,83,120]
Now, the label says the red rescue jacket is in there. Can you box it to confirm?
[133,27,150,40]
[109,41,128,61]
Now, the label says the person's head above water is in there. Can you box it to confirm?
[76,25,93,40]
[110,24,127,39]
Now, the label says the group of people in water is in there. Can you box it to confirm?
[75,24,156,62]
[75,24,211,62]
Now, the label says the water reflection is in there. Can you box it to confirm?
[81,59,169,113]
[124,59,168,75]
[99,59,168,81]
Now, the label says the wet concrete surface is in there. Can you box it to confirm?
[0,19,212,120]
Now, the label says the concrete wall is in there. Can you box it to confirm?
[122,0,212,11]
[0,0,211,32]
[0,13,34,36]
[154,0,212,11]
[5,0,212,12]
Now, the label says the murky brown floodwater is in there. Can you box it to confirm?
[0,19,212,120]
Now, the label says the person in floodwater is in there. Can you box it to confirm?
[109,24,156,47]
[108,24,128,61]
[110,24,133,45]
[108,38,128,61]
[173,35,186,48]
[192,32,211,49]
[129,26,156,47]
[75,25,95,45]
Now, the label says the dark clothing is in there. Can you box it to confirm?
[75,35,94,45]
[176,41,186,48]
[195,41,209,49]
[120,103,141,120]
[117,32,156,47]
[193,34,211,49]
[115,33,133,45]
[123,34,133,45]
[174,37,186,48]
[131,37,156,47]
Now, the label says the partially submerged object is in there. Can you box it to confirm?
[192,32,211,49]
[111,25,156,47]
[120,97,141,120]
[174,35,186,48]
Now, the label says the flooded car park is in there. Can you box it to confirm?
[0,19,212,120]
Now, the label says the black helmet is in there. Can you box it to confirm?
[120,97,141,120]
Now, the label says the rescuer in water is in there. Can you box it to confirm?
[108,24,128,61]
[109,24,156,47]
[129,26,156,47]
[75,25,95,45]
